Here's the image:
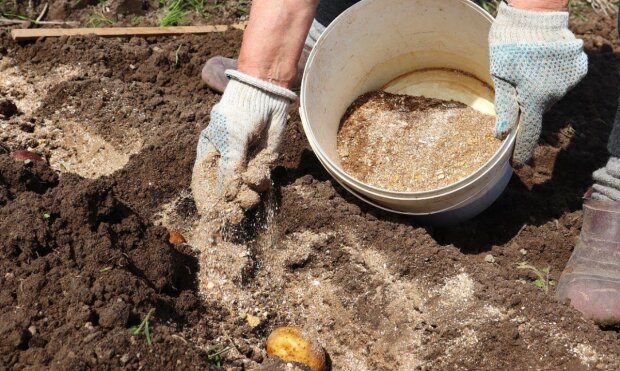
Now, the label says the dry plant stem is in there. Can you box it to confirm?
[337,91,501,192]
[35,3,49,23]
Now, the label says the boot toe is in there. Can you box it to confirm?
[557,274,620,326]
[201,56,237,93]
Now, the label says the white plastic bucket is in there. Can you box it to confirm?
[299,0,517,225]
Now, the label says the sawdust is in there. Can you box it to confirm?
[337,91,501,192]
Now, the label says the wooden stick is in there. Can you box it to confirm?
[11,23,248,41]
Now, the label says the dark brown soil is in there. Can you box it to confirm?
[1,6,620,371]
[1,0,249,27]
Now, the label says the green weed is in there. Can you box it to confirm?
[186,0,205,15]
[129,309,155,346]
[86,11,115,27]
[0,11,33,21]
[130,16,143,26]
[207,345,233,368]
[516,262,556,294]
[159,0,187,27]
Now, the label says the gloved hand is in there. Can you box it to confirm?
[592,157,620,201]
[192,70,297,225]
[490,2,587,165]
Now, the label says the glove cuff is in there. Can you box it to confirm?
[490,2,574,45]
[592,157,620,202]
[225,70,298,102]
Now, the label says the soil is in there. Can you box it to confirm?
[1,0,250,28]
[1,5,620,371]
[338,91,500,192]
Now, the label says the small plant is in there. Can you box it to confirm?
[159,0,187,26]
[129,309,154,346]
[42,212,51,221]
[99,266,113,273]
[0,10,33,21]
[130,16,143,26]
[207,345,233,368]
[86,11,115,27]
[186,0,205,15]
[516,262,556,294]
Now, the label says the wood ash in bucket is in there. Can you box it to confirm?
[337,91,502,192]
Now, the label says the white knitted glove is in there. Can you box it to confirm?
[490,2,587,165]
[192,70,297,223]
[592,157,620,201]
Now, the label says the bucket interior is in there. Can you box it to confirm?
[301,0,496,182]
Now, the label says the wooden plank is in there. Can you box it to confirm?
[11,23,247,41]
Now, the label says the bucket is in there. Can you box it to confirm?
[299,0,517,225]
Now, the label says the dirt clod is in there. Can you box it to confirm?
[0,98,18,119]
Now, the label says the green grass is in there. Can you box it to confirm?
[186,0,205,15]
[86,11,115,27]
[207,345,233,368]
[130,16,144,26]
[129,309,155,347]
[0,11,33,21]
[158,0,238,26]
[159,0,188,27]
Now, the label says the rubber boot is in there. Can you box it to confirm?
[201,56,237,93]
[555,198,620,325]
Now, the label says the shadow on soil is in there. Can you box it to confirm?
[277,49,620,255]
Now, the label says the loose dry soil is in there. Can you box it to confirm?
[1,4,620,371]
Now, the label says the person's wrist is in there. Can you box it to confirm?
[507,0,568,12]
[237,64,296,89]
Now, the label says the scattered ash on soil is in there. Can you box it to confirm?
[1,7,620,371]
[338,91,500,192]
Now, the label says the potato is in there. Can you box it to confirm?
[266,327,326,371]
